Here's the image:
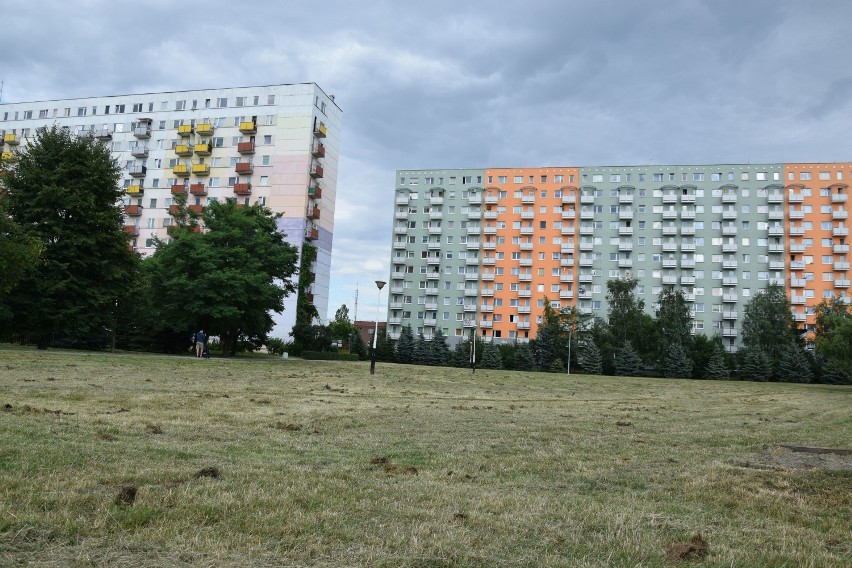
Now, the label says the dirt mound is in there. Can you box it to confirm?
[741,445,852,471]
[666,533,708,563]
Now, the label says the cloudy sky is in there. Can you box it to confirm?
[3,0,851,324]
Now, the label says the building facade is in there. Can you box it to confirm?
[0,83,341,338]
[388,164,850,351]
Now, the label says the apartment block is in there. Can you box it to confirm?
[0,83,341,338]
[388,164,850,351]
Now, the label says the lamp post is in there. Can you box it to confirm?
[370,280,386,375]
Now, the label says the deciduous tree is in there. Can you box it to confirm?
[741,284,797,365]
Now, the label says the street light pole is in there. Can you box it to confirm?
[370,280,386,375]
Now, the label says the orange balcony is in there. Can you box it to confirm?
[306,292,314,303]
[234,183,252,195]
[177,124,194,137]
[305,227,319,240]
[196,123,214,136]
[175,144,193,157]
[169,204,181,215]
[235,161,253,174]
[124,225,139,236]
[239,121,257,134]
[173,164,190,177]
[237,141,254,154]
[308,184,322,199]
[308,207,320,220]
[195,143,212,156]
[311,142,325,157]
[190,183,207,196]
[171,184,187,195]
[188,204,203,214]
[310,164,324,178]
[125,204,143,216]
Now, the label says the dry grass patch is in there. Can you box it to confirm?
[0,347,849,566]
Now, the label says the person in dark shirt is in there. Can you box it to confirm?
[194,329,206,358]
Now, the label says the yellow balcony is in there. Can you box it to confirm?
[178,124,194,137]
[314,122,327,138]
[173,164,191,177]
[195,143,212,156]
[192,164,210,176]
[127,184,144,196]
[1,152,14,161]
[4,133,19,145]
[239,121,257,134]
[175,144,193,156]
[196,123,214,136]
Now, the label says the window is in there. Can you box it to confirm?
[174,100,185,111]
[217,98,228,108]
[514,176,523,183]
[800,172,812,181]
[259,176,269,186]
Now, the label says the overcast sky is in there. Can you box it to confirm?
[3,0,851,325]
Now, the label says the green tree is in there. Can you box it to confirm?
[777,343,813,383]
[514,343,536,371]
[1,126,136,348]
[579,341,603,375]
[145,200,299,355]
[739,348,773,382]
[0,196,41,303]
[606,277,645,344]
[395,325,415,363]
[705,349,730,380]
[413,333,429,365]
[349,330,368,361]
[664,343,693,379]
[481,342,503,369]
[328,304,357,350]
[560,305,594,371]
[814,296,852,375]
[655,287,693,361]
[375,328,395,362]
[535,325,557,371]
[690,334,724,379]
[614,341,642,376]
[429,328,450,366]
[741,284,798,366]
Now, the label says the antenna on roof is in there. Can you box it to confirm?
[0,81,4,104]
[354,281,359,322]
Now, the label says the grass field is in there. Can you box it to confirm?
[0,348,849,567]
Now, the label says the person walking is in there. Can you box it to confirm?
[195,329,206,358]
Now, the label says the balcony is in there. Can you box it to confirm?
[836,279,851,288]
[395,195,409,205]
[195,143,212,156]
[310,164,324,178]
[130,146,149,158]
[468,210,481,220]
[229,161,252,175]
[189,183,207,196]
[175,144,193,157]
[662,276,677,285]
[833,210,848,220]
[722,209,737,220]
[560,290,574,299]
[313,122,327,138]
[835,261,851,271]
[835,244,850,254]
[1,151,14,161]
[618,241,633,251]
[240,121,258,135]
[790,294,806,305]
[578,273,593,283]
[430,197,444,206]
[133,126,151,139]
[562,210,576,220]
[482,257,496,266]
[790,260,806,270]
[681,194,696,204]
[722,311,738,320]
[483,227,497,235]
[767,192,783,203]
[662,259,677,268]
[188,204,203,214]
[680,210,696,220]
[681,276,696,285]
[767,208,784,219]
[192,164,210,176]
[561,258,574,267]
[467,226,481,235]
[832,193,848,203]
[423,318,437,327]
[178,124,194,137]
[168,204,181,215]
[788,210,804,219]
[619,194,634,204]
[482,242,496,250]
[429,211,443,220]
[520,227,534,235]
[393,227,408,235]
[790,278,806,287]
[520,211,535,220]
[722,193,737,203]
[517,306,532,314]
[580,210,594,220]
[128,165,146,177]
[234,183,252,195]
[518,274,532,282]
[196,123,214,136]
[619,210,634,220]
[394,211,408,220]
[516,322,531,330]
[619,259,633,268]
[125,204,143,216]
[485,196,499,204]
[722,243,738,253]
[305,184,323,200]
[94,128,112,140]
[579,256,594,266]
[768,226,784,237]
[619,226,633,236]
[768,260,784,270]
[722,328,738,337]
[722,226,737,236]
[3,133,19,145]
[580,194,595,204]
[126,184,143,196]
[788,192,804,203]
[834,227,849,237]
[722,277,738,286]
[768,243,785,253]
[662,210,677,220]
[792,313,807,323]
[662,225,677,236]
[723,294,738,303]
[124,224,139,236]
[480,289,494,297]
[468,195,482,205]
[662,193,677,204]
[560,274,573,283]
[305,227,319,240]
[521,195,535,204]
[662,242,678,252]
[579,225,594,235]
[170,184,187,196]
[579,241,594,251]
[484,211,498,219]
[722,260,738,269]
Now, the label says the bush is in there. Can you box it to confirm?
[265,337,287,356]
[301,351,359,361]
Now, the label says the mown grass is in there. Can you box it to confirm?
[0,348,849,567]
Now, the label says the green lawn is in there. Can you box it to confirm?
[0,348,849,567]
